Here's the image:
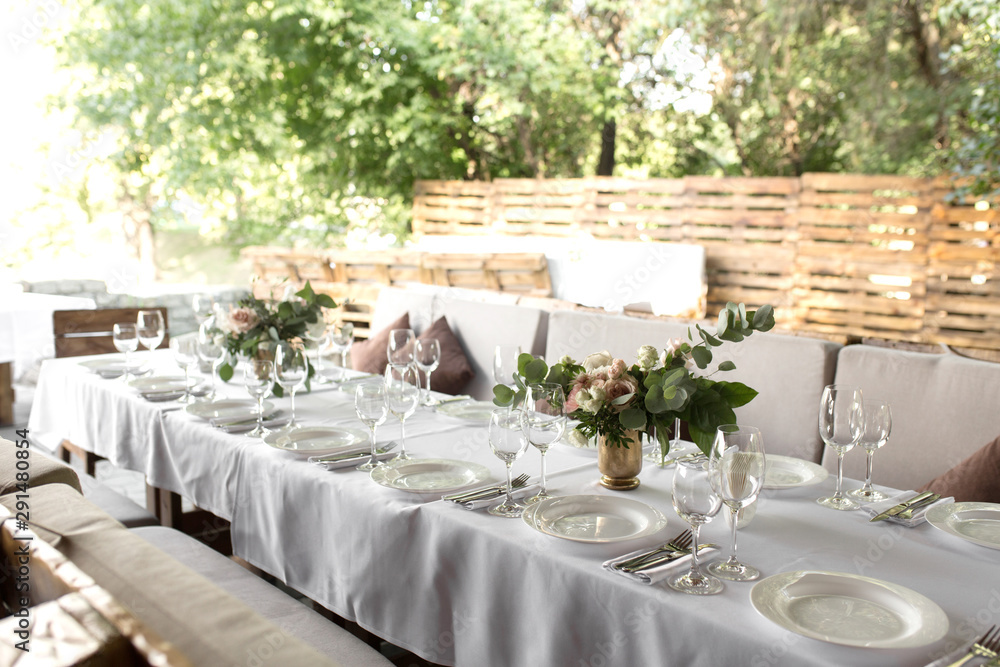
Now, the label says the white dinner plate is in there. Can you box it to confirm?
[185,399,274,421]
[521,495,667,544]
[263,426,368,457]
[434,400,497,423]
[750,570,949,648]
[370,458,491,494]
[78,356,147,377]
[926,502,1000,550]
[128,375,189,392]
[763,455,829,489]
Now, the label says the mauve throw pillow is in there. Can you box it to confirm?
[918,435,1000,503]
[351,312,410,375]
[417,317,474,395]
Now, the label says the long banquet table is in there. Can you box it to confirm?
[27,351,999,667]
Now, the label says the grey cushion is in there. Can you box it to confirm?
[78,474,158,528]
[545,310,841,461]
[133,526,393,667]
[827,345,1000,490]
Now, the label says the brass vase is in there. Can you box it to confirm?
[598,429,643,490]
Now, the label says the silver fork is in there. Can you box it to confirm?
[946,626,1000,667]
[445,474,530,502]
[614,530,693,570]
[895,493,940,520]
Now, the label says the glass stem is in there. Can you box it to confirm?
[835,451,845,497]
[369,425,378,463]
[689,524,702,578]
[257,395,264,431]
[184,367,190,400]
[399,417,407,457]
[863,450,875,490]
[539,450,547,494]
[426,371,433,402]
[505,461,514,505]
[728,506,740,563]
[289,389,296,424]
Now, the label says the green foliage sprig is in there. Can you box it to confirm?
[493,303,775,454]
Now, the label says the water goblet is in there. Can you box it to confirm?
[191,294,216,325]
[708,424,765,582]
[196,324,226,399]
[414,338,441,405]
[136,309,165,358]
[304,318,331,383]
[522,383,566,504]
[668,454,724,595]
[817,384,864,511]
[243,360,275,438]
[112,322,139,381]
[492,345,522,389]
[387,329,415,369]
[488,408,530,518]
[384,363,420,461]
[355,382,388,472]
[274,342,308,429]
[169,336,200,403]
[328,322,355,380]
[848,398,892,502]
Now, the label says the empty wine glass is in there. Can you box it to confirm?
[708,424,766,582]
[274,342,308,430]
[414,338,441,405]
[645,417,687,466]
[817,384,864,511]
[304,318,331,383]
[668,454,724,595]
[328,322,355,380]
[488,408,530,518]
[522,383,566,504]
[112,322,138,381]
[196,322,225,399]
[136,309,165,357]
[355,382,388,472]
[387,329,415,369]
[191,294,215,325]
[384,364,420,461]
[493,345,522,388]
[169,336,200,403]
[848,398,892,502]
[243,359,275,438]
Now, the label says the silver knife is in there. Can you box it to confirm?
[620,544,720,573]
[311,441,399,463]
[869,491,936,522]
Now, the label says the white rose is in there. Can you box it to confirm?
[582,350,614,372]
[637,345,658,371]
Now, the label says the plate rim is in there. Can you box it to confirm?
[434,400,497,421]
[763,454,830,489]
[127,375,188,390]
[262,426,368,455]
[369,457,491,494]
[521,494,668,544]
[185,398,274,419]
[749,569,949,648]
[926,501,1000,550]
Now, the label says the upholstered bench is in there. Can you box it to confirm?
[0,482,392,666]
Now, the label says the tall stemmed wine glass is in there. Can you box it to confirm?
[668,455,724,595]
[414,338,441,405]
[708,425,766,582]
[136,309,165,358]
[274,342,308,430]
[355,382,388,472]
[304,319,331,383]
[387,329,415,369]
[384,364,420,461]
[848,398,892,502]
[191,294,215,325]
[328,322,355,380]
[196,323,225,399]
[522,383,566,504]
[493,345,522,409]
[112,323,139,381]
[817,384,864,511]
[488,408,530,518]
[243,360,275,438]
[169,336,200,403]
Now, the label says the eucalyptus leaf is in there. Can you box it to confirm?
[218,362,234,382]
[619,408,646,430]
[493,384,514,406]
[718,360,737,371]
[316,294,337,309]
[691,346,712,369]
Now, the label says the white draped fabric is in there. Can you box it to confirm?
[28,352,998,667]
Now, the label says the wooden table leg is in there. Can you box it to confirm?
[0,362,14,425]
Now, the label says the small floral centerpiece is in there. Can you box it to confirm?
[214,281,336,390]
[493,302,775,457]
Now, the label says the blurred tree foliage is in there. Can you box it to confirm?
[51,0,999,259]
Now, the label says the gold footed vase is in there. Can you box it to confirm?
[598,429,643,490]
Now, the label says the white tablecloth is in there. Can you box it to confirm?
[27,352,998,667]
[0,292,96,378]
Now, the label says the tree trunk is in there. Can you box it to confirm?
[118,179,158,284]
[597,118,616,176]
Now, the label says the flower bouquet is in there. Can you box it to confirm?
[493,302,775,457]
[212,281,337,394]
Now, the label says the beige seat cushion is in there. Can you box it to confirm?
[0,484,344,667]
[0,436,81,495]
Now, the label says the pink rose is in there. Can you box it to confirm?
[608,358,627,379]
[566,385,582,413]
[227,306,259,334]
[605,375,639,408]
